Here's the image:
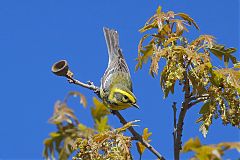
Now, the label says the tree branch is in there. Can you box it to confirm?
[111,110,165,160]
[189,94,210,101]
[188,97,209,109]
[174,59,191,160]
[172,102,177,159]
[63,75,165,160]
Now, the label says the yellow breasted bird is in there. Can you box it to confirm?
[100,28,139,110]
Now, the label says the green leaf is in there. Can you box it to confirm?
[196,116,203,123]
[209,44,237,66]
[91,97,110,121]
[177,12,199,30]
[138,34,150,54]
[115,120,140,133]
[199,101,210,114]
[95,116,110,132]
[163,37,179,47]
[210,70,224,87]
[50,132,61,138]
[141,44,154,63]
[183,138,240,160]
[43,138,52,159]
[195,146,216,160]
[136,43,155,71]
[218,142,240,152]
[234,62,240,68]
[208,44,224,60]
[156,6,162,15]
[136,128,152,156]
[182,137,201,152]
[139,21,158,33]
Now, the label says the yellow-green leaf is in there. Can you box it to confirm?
[218,142,240,152]
[182,137,201,152]
[136,128,152,156]
[199,101,210,114]
[156,6,162,15]
[115,120,140,133]
[177,12,199,30]
[163,37,179,47]
[234,62,240,68]
[91,97,110,121]
[95,116,109,132]
[141,44,154,63]
[209,44,237,66]
[195,146,216,160]
[139,21,158,33]
[50,132,61,138]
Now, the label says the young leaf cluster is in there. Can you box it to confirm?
[136,6,240,136]
[182,137,240,160]
[43,92,95,159]
[72,121,137,160]
[43,92,134,160]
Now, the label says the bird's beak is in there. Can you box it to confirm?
[132,103,140,109]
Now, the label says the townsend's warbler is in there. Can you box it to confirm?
[100,28,139,110]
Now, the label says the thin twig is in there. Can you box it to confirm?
[64,75,166,160]
[66,75,100,97]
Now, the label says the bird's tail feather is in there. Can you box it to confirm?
[103,27,123,62]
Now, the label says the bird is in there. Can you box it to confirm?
[100,27,139,110]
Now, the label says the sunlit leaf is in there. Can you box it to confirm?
[199,124,208,138]
[166,11,175,19]
[49,101,78,124]
[149,52,161,77]
[138,34,150,54]
[199,101,210,114]
[183,138,240,160]
[191,35,215,49]
[163,37,179,47]
[50,132,61,138]
[209,44,237,66]
[182,137,201,152]
[171,19,189,35]
[177,12,199,30]
[156,6,162,15]
[136,128,152,156]
[67,91,87,107]
[139,21,158,33]
[91,97,110,121]
[95,116,110,132]
[141,43,154,63]
[115,120,140,133]
[218,142,240,152]
[234,62,240,68]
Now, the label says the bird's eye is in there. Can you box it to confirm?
[122,95,129,102]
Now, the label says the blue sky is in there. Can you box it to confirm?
[0,0,239,159]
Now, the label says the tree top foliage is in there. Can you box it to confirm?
[136,6,239,137]
[44,6,240,160]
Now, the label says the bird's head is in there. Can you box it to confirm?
[108,87,139,109]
